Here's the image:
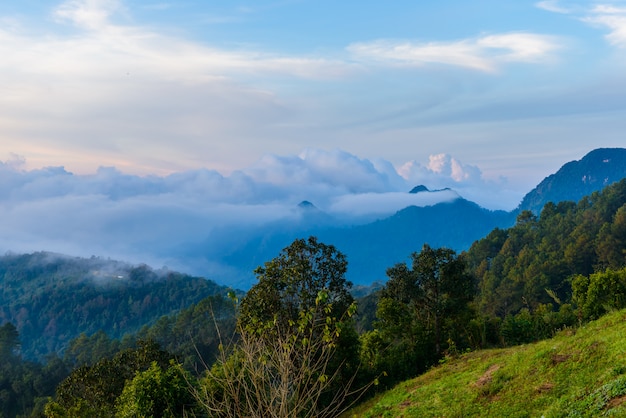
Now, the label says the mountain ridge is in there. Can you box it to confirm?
[153,148,626,288]
[517,147,626,214]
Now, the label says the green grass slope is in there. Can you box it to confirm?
[347,310,626,418]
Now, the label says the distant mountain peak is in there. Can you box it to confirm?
[409,185,429,194]
[409,185,454,194]
[517,148,626,214]
[297,200,317,210]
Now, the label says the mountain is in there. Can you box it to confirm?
[319,198,514,285]
[211,196,515,287]
[517,148,626,214]
[190,148,626,288]
[0,252,229,360]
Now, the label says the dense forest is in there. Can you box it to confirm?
[0,254,229,360]
[2,178,626,417]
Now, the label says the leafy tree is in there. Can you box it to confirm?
[63,330,123,368]
[383,244,475,356]
[572,267,626,320]
[596,204,626,269]
[0,324,68,418]
[116,360,197,418]
[238,236,354,332]
[500,308,534,345]
[135,294,237,373]
[45,340,174,418]
[197,237,367,418]
[468,179,626,319]
[366,245,475,387]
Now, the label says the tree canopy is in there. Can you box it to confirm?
[199,236,364,418]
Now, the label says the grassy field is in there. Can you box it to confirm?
[345,310,626,417]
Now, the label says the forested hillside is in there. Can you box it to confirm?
[467,177,626,319]
[0,253,228,360]
[352,178,626,392]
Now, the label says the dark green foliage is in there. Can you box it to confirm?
[0,252,228,361]
[63,330,125,368]
[354,288,380,333]
[115,361,198,418]
[45,340,174,417]
[239,236,360,387]
[0,322,19,358]
[573,267,626,320]
[59,293,237,375]
[385,245,475,355]
[364,245,475,387]
[500,309,534,345]
[0,324,69,418]
[239,236,354,331]
[135,294,237,373]
[467,178,626,319]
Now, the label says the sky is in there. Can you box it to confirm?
[0,0,625,280]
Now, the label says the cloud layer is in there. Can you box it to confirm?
[0,149,508,280]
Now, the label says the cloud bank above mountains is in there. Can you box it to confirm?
[0,149,516,276]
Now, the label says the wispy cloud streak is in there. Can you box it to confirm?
[347,33,562,72]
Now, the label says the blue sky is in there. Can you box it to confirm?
[1,0,625,207]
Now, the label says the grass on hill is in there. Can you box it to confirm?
[345,309,626,417]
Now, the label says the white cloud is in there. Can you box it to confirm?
[329,190,459,217]
[535,0,572,14]
[538,1,626,48]
[347,33,562,72]
[582,4,626,47]
[398,153,484,186]
[54,0,126,30]
[47,0,351,80]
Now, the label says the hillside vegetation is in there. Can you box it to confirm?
[346,309,626,418]
[0,253,228,360]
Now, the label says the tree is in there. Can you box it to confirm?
[115,360,197,418]
[384,244,475,356]
[0,323,19,358]
[45,340,174,418]
[238,236,354,333]
[367,245,475,386]
[572,267,626,320]
[197,237,367,418]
